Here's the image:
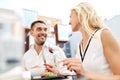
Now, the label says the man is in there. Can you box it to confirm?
[22,20,72,77]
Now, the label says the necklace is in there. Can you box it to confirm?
[79,29,99,62]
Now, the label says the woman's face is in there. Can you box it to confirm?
[69,10,80,32]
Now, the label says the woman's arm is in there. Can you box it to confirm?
[84,71,120,80]
[63,58,120,80]
[101,29,120,74]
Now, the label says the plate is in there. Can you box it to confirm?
[32,75,69,80]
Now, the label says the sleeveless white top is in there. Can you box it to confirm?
[76,29,113,79]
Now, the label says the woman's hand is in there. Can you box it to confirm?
[62,58,85,76]
[44,64,60,75]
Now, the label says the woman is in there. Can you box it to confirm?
[63,2,120,80]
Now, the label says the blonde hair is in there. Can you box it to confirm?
[72,2,107,36]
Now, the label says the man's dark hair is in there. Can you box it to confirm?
[31,20,46,29]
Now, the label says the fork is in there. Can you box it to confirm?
[42,49,46,64]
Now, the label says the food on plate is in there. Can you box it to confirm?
[42,72,57,78]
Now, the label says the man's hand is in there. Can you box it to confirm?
[31,65,41,69]
[44,64,60,75]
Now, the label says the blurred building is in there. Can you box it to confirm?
[104,14,120,43]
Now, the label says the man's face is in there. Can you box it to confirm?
[31,23,48,45]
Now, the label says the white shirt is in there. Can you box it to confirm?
[75,29,113,80]
[22,44,72,76]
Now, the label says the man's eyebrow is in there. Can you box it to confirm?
[36,27,47,29]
